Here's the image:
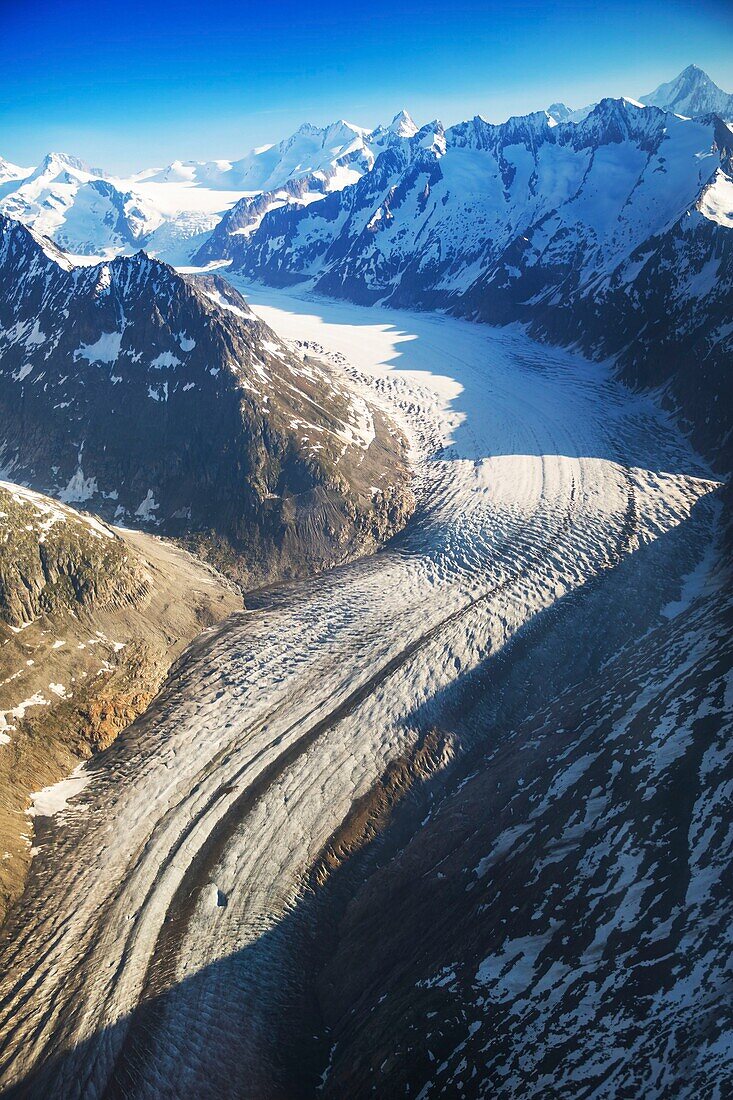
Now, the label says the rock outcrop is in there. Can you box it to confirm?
[0,481,241,924]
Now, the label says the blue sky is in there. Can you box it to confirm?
[3,0,732,172]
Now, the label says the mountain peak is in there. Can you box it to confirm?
[0,157,28,182]
[41,151,91,173]
[25,151,97,185]
[546,102,573,124]
[640,65,733,120]
[388,109,418,137]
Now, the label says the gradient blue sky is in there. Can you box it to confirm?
[3,0,732,172]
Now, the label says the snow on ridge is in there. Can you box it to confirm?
[699,168,733,228]
[0,478,113,539]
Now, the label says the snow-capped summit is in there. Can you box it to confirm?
[369,109,420,144]
[546,68,733,129]
[25,151,100,183]
[386,109,419,138]
[546,102,573,123]
[0,156,164,258]
[222,119,372,192]
[142,158,236,187]
[544,100,596,124]
[640,64,733,120]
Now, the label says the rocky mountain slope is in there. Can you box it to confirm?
[208,99,733,469]
[0,480,241,924]
[0,216,413,585]
[315,552,732,1099]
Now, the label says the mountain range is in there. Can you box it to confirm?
[201,98,733,471]
[2,66,731,477]
[1,65,730,267]
[0,111,420,262]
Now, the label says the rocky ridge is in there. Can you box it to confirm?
[0,215,413,587]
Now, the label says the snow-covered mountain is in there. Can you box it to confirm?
[195,115,442,266]
[3,69,731,466]
[0,158,31,184]
[213,99,725,297]
[545,101,595,124]
[0,112,420,263]
[546,66,733,127]
[3,66,731,267]
[641,63,733,120]
[0,152,167,258]
[207,99,733,469]
[0,216,412,584]
[150,112,417,195]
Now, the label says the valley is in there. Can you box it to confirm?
[0,52,731,1099]
[0,287,724,1097]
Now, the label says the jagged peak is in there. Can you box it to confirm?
[640,64,733,118]
[293,119,362,139]
[573,96,654,137]
[0,156,27,177]
[388,109,418,137]
[447,109,552,152]
[0,212,74,271]
[546,102,573,123]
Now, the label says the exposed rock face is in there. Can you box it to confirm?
[207,100,733,470]
[0,216,413,586]
[0,482,145,628]
[0,480,241,924]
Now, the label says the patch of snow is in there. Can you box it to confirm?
[75,332,122,365]
[135,490,159,519]
[151,351,182,370]
[27,764,90,819]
